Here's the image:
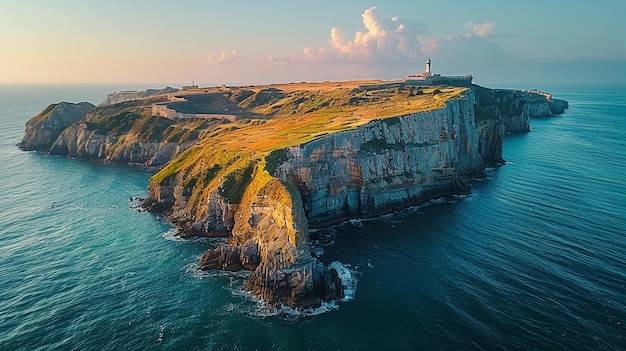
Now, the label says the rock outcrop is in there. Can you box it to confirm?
[19,102,95,151]
[523,92,569,117]
[198,164,344,307]
[473,85,568,133]
[19,95,218,167]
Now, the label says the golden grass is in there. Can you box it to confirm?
[197,84,464,155]
[151,80,467,214]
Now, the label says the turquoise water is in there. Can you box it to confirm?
[1,84,624,350]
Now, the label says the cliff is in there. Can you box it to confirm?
[473,85,568,133]
[273,93,484,228]
[20,91,220,166]
[19,102,95,151]
[19,81,567,311]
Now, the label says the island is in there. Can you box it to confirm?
[19,78,568,310]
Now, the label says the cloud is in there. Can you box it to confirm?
[206,50,245,64]
[267,6,511,82]
[466,21,496,37]
[435,34,507,61]
[268,53,297,65]
[303,6,428,63]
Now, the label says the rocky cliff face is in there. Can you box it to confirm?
[473,85,568,133]
[273,91,485,228]
[20,98,215,167]
[48,122,197,166]
[19,102,95,151]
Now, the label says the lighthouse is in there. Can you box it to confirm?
[425,58,432,76]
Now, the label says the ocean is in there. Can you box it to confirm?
[0,83,624,350]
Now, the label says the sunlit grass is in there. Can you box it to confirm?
[150,81,467,216]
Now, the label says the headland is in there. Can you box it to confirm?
[19,76,568,310]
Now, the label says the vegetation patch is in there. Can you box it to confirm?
[204,164,222,183]
[219,162,256,204]
[32,104,58,123]
[474,104,495,122]
[264,148,289,175]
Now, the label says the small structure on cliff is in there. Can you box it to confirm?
[182,81,198,90]
[404,58,473,87]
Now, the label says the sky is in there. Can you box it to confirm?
[1,0,625,87]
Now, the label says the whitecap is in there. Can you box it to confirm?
[157,323,165,343]
[183,262,209,279]
[278,300,340,320]
[161,228,183,241]
[161,228,217,243]
[428,197,447,205]
[349,218,363,227]
[248,298,340,320]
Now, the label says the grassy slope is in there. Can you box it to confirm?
[149,80,468,219]
[77,95,224,159]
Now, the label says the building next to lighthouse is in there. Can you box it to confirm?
[404,58,473,87]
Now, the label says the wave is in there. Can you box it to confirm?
[161,228,222,244]
[330,261,358,302]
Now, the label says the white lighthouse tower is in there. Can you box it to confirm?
[425,58,432,77]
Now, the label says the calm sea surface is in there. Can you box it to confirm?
[0,84,624,350]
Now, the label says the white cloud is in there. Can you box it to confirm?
[268,7,510,82]
[206,50,245,64]
[268,53,297,65]
[466,21,496,37]
[303,6,428,63]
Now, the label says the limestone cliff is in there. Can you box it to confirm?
[48,121,198,166]
[19,102,95,151]
[273,92,484,228]
[20,95,219,167]
[473,85,568,133]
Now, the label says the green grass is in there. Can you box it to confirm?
[32,104,58,123]
[219,161,255,203]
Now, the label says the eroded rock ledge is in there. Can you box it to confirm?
[19,82,567,311]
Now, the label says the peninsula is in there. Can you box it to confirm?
[19,77,568,310]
